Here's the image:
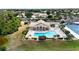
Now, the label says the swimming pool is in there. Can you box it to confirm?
[66,23,79,35]
[34,31,57,38]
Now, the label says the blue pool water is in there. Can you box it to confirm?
[34,31,57,38]
[66,23,79,35]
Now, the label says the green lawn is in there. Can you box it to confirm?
[15,40,79,51]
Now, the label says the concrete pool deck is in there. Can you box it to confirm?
[54,27,67,38]
[25,27,67,40]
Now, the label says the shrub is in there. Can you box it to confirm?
[50,24,55,27]
[22,31,27,35]
[0,47,6,51]
[64,30,70,35]
[0,36,8,46]
[22,27,29,35]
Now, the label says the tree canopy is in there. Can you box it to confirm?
[47,15,52,19]
[0,10,21,35]
[25,12,33,18]
[46,10,50,15]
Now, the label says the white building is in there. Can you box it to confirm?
[26,20,67,41]
[29,20,50,31]
[31,13,48,19]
